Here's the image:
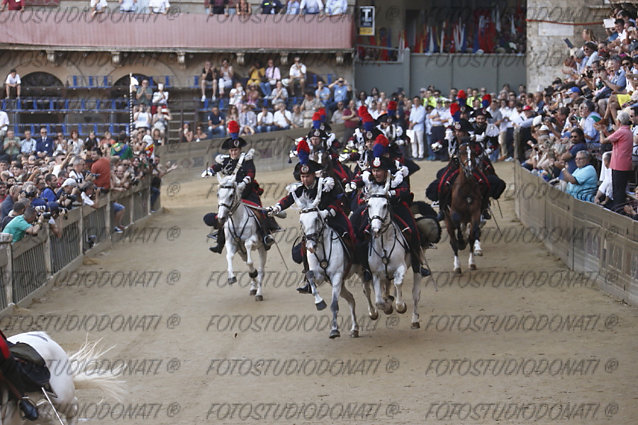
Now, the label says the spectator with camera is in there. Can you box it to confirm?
[1,184,20,219]
[2,207,43,243]
[152,106,171,141]
[136,79,153,106]
[56,179,80,209]
[0,201,25,231]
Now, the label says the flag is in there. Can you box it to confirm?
[129,75,139,93]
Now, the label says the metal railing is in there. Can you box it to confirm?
[0,177,155,309]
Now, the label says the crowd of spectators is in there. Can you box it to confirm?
[518,5,638,220]
[0,94,177,243]
[194,56,353,140]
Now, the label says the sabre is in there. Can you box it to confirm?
[488,205,502,236]
[41,388,65,425]
[272,238,289,271]
[496,199,503,218]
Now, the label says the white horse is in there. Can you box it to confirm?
[365,179,422,329]
[216,174,266,301]
[2,331,124,425]
[291,179,359,339]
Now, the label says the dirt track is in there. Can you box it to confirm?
[4,161,638,425]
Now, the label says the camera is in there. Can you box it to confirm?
[585,69,594,78]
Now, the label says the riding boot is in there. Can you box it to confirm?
[209,231,225,254]
[481,196,491,221]
[0,357,38,421]
[262,217,279,250]
[357,241,372,282]
[436,191,449,222]
[297,255,312,294]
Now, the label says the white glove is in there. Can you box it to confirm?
[475,133,485,142]
[338,153,350,162]
[345,181,357,193]
[431,142,442,152]
[201,168,214,178]
[395,138,405,146]
[268,204,281,216]
[485,147,493,155]
[391,172,403,189]
[322,177,335,192]
[399,165,409,177]
[242,175,252,185]
[237,182,246,193]
[215,154,225,164]
[389,190,397,197]
[319,209,329,219]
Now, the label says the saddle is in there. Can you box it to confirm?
[10,343,51,391]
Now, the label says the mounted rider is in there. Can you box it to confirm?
[426,118,493,222]
[204,120,279,253]
[0,331,39,421]
[268,139,354,294]
[347,137,431,279]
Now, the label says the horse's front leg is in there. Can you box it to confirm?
[446,218,461,274]
[469,218,480,270]
[393,262,408,314]
[251,245,266,301]
[329,272,344,339]
[373,273,392,315]
[225,232,237,285]
[411,272,422,329]
[339,275,359,337]
[362,279,378,320]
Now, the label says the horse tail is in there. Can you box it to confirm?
[68,337,127,402]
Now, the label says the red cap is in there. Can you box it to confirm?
[450,103,460,115]
[457,90,466,99]
[312,112,322,121]
[387,100,397,111]
[358,106,368,117]
[482,94,492,103]
[522,105,532,111]
[362,113,374,123]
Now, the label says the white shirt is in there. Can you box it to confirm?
[68,138,84,156]
[273,110,292,127]
[289,63,307,78]
[149,0,169,12]
[409,105,426,131]
[81,191,94,207]
[0,111,9,131]
[300,0,323,13]
[324,0,346,14]
[257,111,274,125]
[5,74,20,85]
[20,138,36,154]
[152,90,169,105]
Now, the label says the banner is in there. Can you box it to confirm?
[359,6,375,36]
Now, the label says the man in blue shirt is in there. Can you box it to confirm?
[328,77,349,111]
[207,106,226,138]
[35,127,54,158]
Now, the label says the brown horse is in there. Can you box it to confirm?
[443,143,483,274]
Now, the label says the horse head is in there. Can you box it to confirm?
[216,174,239,224]
[294,178,324,253]
[458,143,477,179]
[366,177,391,237]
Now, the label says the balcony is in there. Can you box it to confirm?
[0,10,354,53]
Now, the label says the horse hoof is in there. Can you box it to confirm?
[470,264,477,270]
[369,311,379,321]
[475,250,483,256]
[350,330,359,338]
[316,300,327,311]
[329,329,341,339]
[249,289,257,296]
[255,295,263,301]
[454,268,462,274]
[396,303,407,314]
[228,277,237,285]
[383,304,393,315]
[411,322,420,329]
[387,295,395,302]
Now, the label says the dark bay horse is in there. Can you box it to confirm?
[443,143,483,274]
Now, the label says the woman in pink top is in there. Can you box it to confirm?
[599,111,634,211]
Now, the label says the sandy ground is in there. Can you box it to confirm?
[3,160,638,425]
